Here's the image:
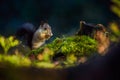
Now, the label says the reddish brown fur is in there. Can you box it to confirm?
[94,24,110,55]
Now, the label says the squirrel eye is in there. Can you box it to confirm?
[44,28,47,30]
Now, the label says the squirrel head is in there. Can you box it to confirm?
[39,23,53,39]
[32,22,53,49]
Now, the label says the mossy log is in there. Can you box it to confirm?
[0,42,120,80]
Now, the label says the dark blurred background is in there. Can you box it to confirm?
[0,0,119,37]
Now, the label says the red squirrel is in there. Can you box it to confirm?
[16,22,53,49]
[76,21,110,55]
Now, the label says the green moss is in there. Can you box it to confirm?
[32,35,98,62]
[0,35,98,68]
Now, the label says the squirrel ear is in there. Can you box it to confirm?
[40,21,44,27]
[40,20,48,27]
[96,24,106,32]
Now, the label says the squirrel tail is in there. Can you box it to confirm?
[16,23,35,49]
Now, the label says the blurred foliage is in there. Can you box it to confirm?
[111,0,120,17]
[0,54,31,67]
[34,62,55,68]
[0,54,57,68]
[0,35,19,54]
[109,22,120,42]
